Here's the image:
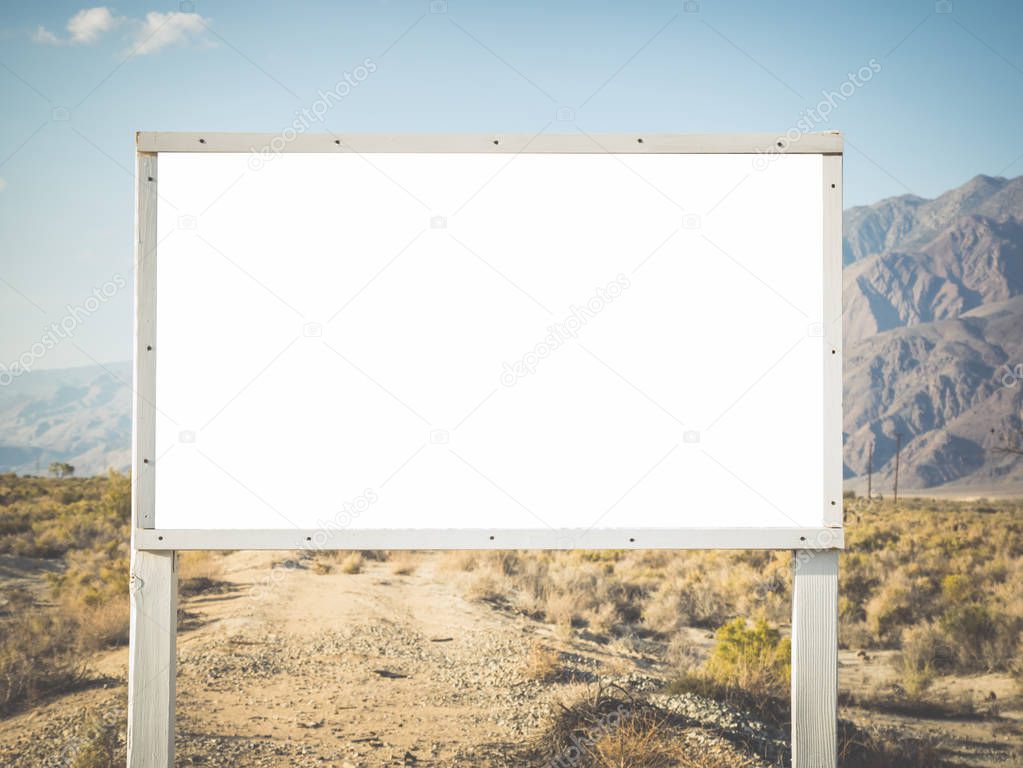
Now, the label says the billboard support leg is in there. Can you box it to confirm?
[127,549,177,768]
[791,549,838,768]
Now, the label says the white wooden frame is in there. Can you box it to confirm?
[129,131,843,768]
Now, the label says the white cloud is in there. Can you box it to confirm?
[67,7,120,44]
[32,25,61,45]
[33,6,122,46]
[32,7,210,54]
[129,11,208,55]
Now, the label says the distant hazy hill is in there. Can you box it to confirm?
[843,174,1023,495]
[2,174,1021,494]
[0,362,130,476]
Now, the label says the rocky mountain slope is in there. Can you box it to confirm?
[0,362,130,476]
[843,175,1023,493]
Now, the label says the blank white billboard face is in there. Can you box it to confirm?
[153,151,826,531]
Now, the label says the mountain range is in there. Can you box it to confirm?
[842,174,1023,495]
[2,174,1022,494]
[0,361,131,476]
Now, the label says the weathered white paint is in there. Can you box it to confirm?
[791,549,839,767]
[133,152,157,530]
[127,550,177,768]
[822,154,843,526]
[137,130,843,155]
[135,527,844,551]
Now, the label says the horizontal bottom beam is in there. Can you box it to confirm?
[135,527,843,551]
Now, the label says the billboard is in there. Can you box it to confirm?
[134,133,842,549]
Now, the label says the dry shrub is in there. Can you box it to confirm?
[441,550,479,572]
[177,551,231,596]
[591,714,675,768]
[529,687,752,768]
[466,571,507,604]
[643,572,726,633]
[338,552,364,574]
[390,552,417,575]
[457,548,798,644]
[1013,647,1023,691]
[544,591,578,627]
[68,710,125,768]
[462,551,643,635]
[664,631,704,672]
[0,610,84,715]
[70,599,130,651]
[839,619,872,650]
[896,621,951,697]
[939,601,1019,672]
[178,551,223,583]
[522,641,562,683]
[588,601,618,636]
[528,689,650,768]
[553,618,575,642]
[838,720,944,768]
[312,560,333,575]
[0,474,137,713]
[50,543,130,650]
[864,573,920,646]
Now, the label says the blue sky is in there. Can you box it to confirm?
[1,0,1022,371]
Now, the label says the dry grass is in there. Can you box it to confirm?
[177,551,231,597]
[837,719,945,768]
[522,641,562,683]
[845,497,1023,672]
[0,472,130,713]
[664,631,705,671]
[590,714,676,768]
[0,610,85,716]
[389,552,417,575]
[338,552,364,574]
[70,599,130,651]
[60,707,125,768]
[450,498,1022,690]
[529,687,759,768]
[449,548,794,643]
[67,710,125,768]
[178,551,223,583]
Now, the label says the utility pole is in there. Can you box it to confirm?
[893,432,903,507]
[867,441,873,501]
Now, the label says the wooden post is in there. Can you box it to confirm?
[127,550,177,768]
[791,549,838,768]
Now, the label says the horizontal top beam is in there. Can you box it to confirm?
[137,131,843,155]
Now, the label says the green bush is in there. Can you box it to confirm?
[704,617,791,698]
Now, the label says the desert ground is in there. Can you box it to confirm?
[2,543,1022,767]
[2,475,1023,766]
